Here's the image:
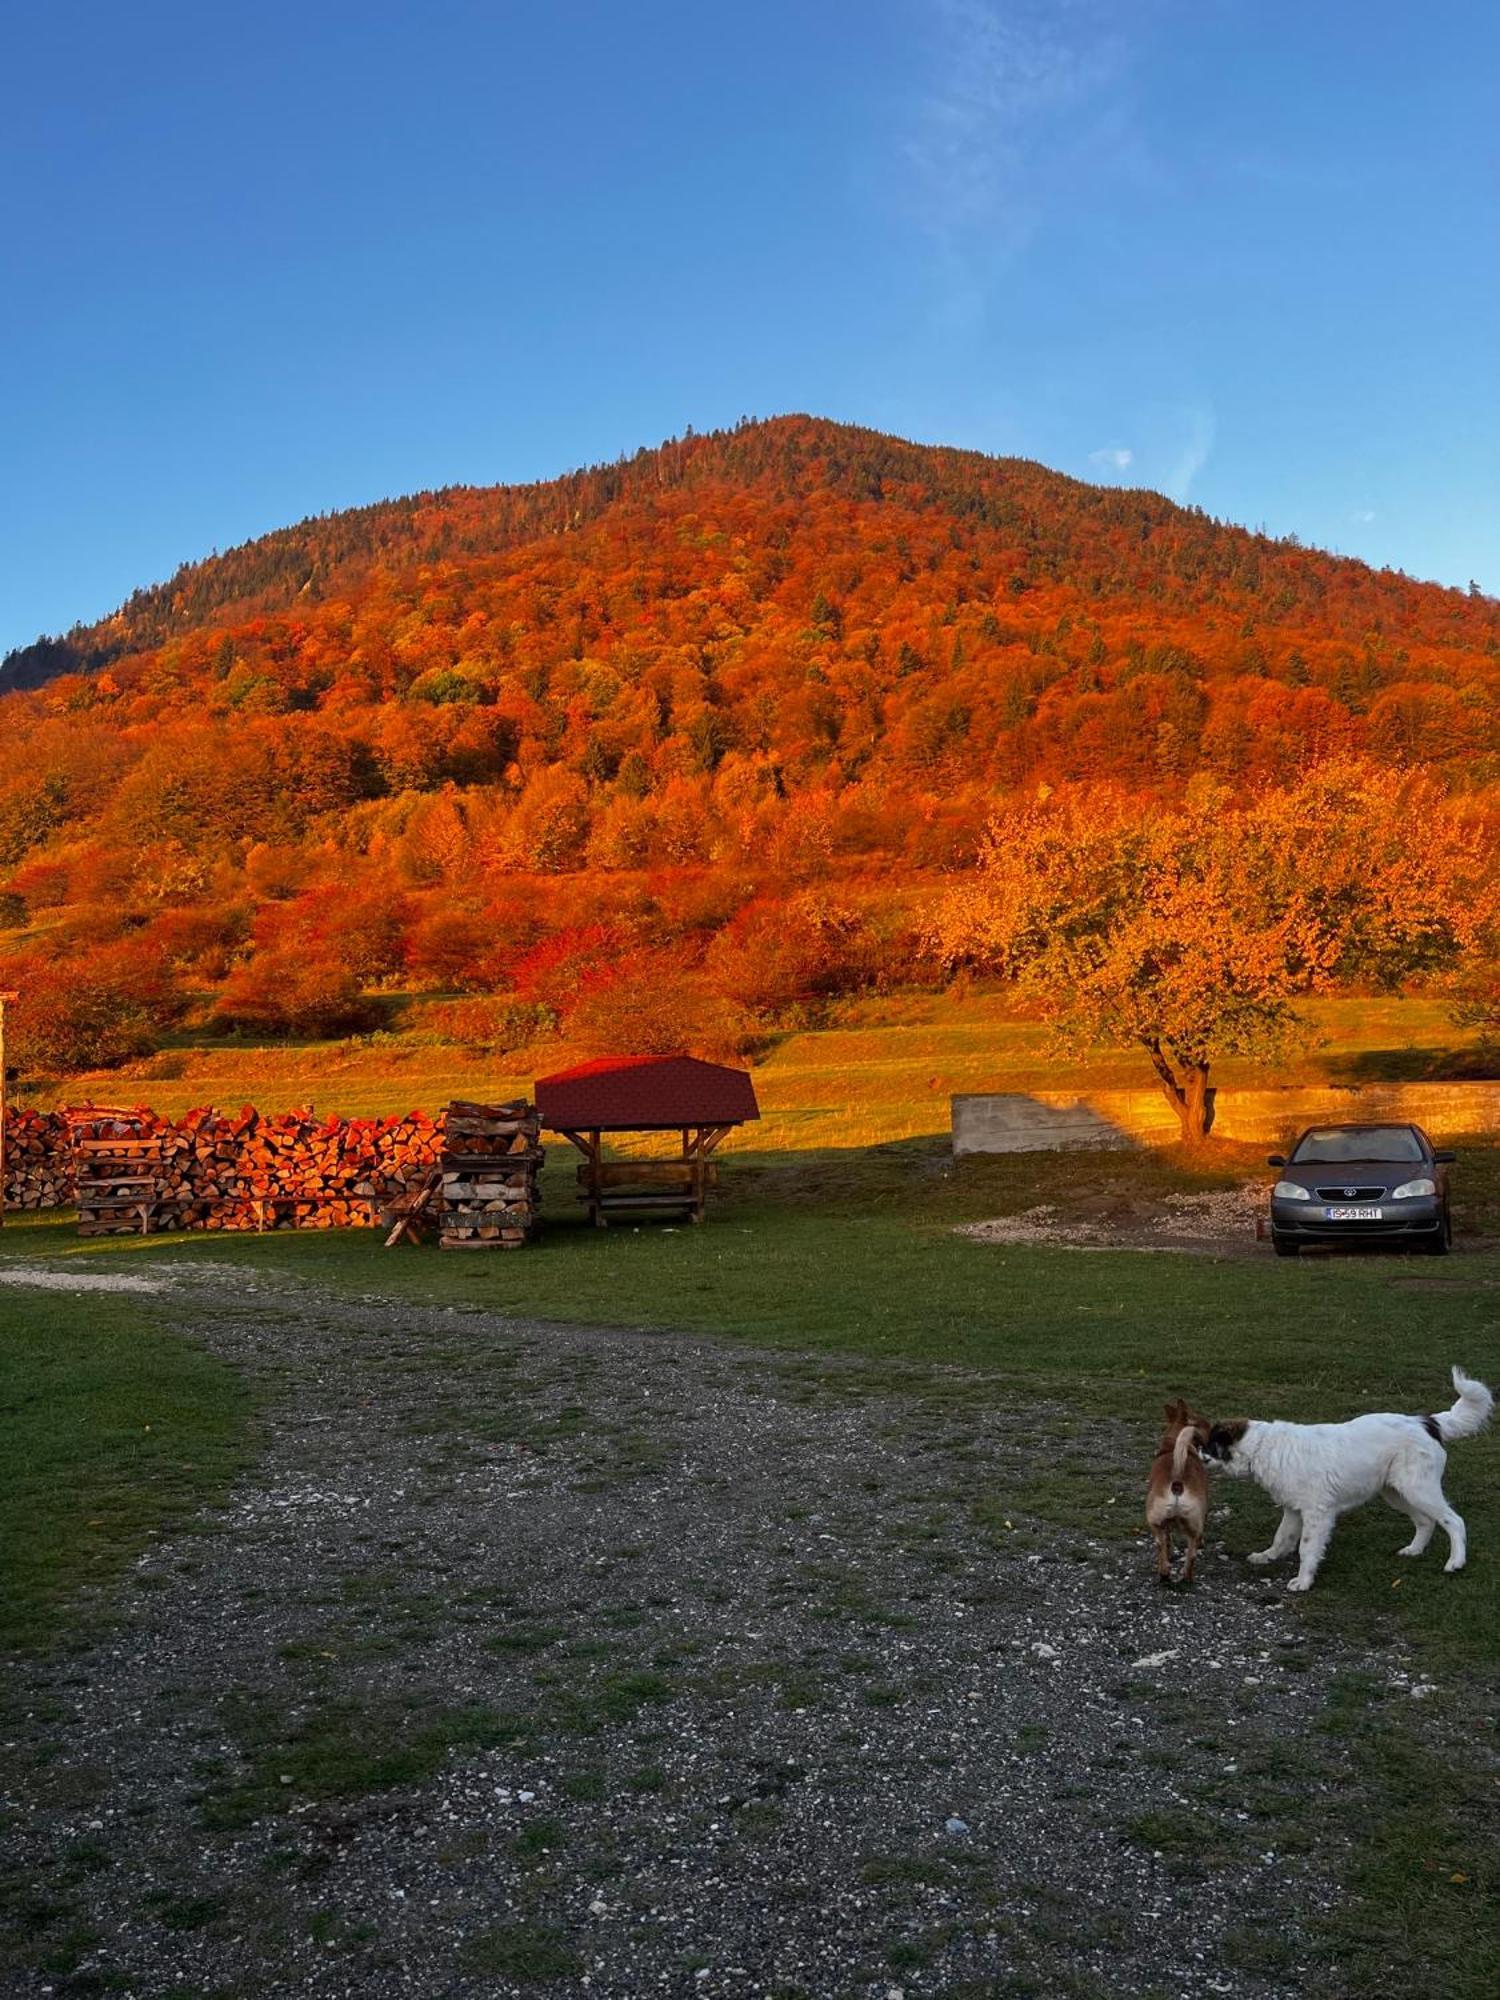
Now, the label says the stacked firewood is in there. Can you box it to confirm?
[74,1112,167,1237]
[154,1106,256,1229]
[163,1106,444,1232]
[3,1108,75,1209]
[2,1103,442,1231]
[439,1100,543,1250]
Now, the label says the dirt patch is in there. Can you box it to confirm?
[959,1183,1267,1257]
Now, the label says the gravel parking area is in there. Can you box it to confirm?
[957,1185,1267,1257]
[0,1272,1425,1997]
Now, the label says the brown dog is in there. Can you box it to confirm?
[1146,1400,1211,1584]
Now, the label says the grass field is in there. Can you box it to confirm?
[0,1286,253,1651]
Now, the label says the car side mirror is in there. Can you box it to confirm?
[1267,1154,1286,1168]
[1434,1150,1456,1164]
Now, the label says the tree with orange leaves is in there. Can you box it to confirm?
[928,764,1495,1141]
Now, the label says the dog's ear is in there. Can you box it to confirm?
[1163,1399,1184,1422]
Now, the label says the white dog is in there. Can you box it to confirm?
[1202,1367,1492,1592]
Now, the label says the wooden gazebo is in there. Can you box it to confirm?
[534,1055,759,1226]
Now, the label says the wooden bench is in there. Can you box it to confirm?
[571,1152,721,1225]
[579,1162,720,1191]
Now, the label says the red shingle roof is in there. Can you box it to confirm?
[534,1055,760,1132]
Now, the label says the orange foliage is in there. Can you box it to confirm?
[928,764,1497,1136]
[563,958,758,1065]
[1,418,1496,1061]
[211,947,378,1039]
[5,941,183,1073]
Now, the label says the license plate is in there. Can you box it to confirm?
[1324,1205,1382,1221]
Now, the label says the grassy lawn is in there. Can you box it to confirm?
[0,1285,253,1651]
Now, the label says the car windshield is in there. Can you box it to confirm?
[1291,1127,1424,1165]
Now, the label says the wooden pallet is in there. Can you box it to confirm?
[74,1130,165,1237]
[438,1101,542,1251]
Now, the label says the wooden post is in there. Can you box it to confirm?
[699,1124,732,1224]
[0,992,14,1230]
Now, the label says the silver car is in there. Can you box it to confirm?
[1267,1123,1454,1258]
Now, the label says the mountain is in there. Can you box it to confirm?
[1,416,1496,1059]
[5,415,1496,693]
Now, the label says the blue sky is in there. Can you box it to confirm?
[3,0,1497,653]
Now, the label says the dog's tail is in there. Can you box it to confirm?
[1170,1426,1199,1494]
[1430,1367,1494,1443]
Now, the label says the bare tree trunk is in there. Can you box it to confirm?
[1144,1042,1215,1143]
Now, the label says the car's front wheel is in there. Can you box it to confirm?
[1424,1211,1453,1257]
[1272,1234,1300,1258]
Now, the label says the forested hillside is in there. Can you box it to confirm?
[2,416,1496,1074]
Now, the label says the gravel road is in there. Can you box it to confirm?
[0,1271,1422,1998]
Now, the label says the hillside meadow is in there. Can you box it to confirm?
[26,989,1492,1150]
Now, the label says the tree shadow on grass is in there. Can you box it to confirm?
[1323,1044,1498,1084]
[716,1131,1260,1225]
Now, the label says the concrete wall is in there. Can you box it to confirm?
[951,1082,1500,1154]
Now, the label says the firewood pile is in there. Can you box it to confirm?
[2,1103,442,1232]
[439,1100,543,1250]
[3,1108,75,1210]
[74,1113,166,1238]
[172,1106,444,1233]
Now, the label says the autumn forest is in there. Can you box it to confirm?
[2,416,1497,1098]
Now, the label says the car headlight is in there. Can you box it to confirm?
[1391,1176,1436,1199]
[1273,1180,1312,1200]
